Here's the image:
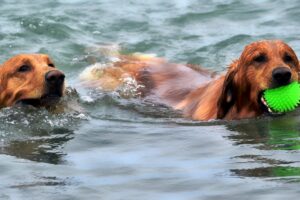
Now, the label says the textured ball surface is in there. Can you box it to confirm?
[263,82,300,113]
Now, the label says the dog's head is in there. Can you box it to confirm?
[0,54,65,108]
[217,40,300,119]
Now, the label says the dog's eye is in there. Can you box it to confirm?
[284,54,293,63]
[253,54,267,63]
[48,63,55,68]
[18,65,31,73]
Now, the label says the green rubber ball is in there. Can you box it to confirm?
[263,82,300,113]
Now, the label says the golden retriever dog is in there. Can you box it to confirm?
[80,40,300,121]
[0,54,65,108]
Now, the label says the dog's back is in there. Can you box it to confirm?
[80,54,216,108]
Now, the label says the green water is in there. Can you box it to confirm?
[1,0,300,199]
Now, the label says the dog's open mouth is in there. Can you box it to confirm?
[258,91,283,116]
[17,95,61,107]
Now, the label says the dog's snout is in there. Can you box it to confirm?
[272,67,291,86]
[45,70,65,85]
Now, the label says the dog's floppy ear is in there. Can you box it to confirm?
[217,61,238,119]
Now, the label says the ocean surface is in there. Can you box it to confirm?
[1,0,300,199]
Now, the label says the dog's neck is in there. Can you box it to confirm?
[175,77,225,121]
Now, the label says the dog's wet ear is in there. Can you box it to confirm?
[217,61,238,119]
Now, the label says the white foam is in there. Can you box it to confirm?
[79,63,112,81]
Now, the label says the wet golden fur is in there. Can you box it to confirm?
[80,40,300,120]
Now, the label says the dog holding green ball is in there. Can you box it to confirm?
[217,40,300,119]
[80,40,300,120]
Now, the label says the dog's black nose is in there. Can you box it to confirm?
[45,70,65,86]
[272,67,291,86]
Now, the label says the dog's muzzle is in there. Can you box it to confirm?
[45,70,65,97]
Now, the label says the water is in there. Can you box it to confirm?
[1,0,300,199]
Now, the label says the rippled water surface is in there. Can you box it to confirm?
[1,0,300,199]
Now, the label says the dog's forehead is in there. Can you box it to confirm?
[239,41,297,61]
[3,54,50,66]
[244,40,291,53]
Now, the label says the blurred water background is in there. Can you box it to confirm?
[1,0,300,199]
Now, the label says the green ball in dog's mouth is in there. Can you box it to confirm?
[262,82,300,113]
